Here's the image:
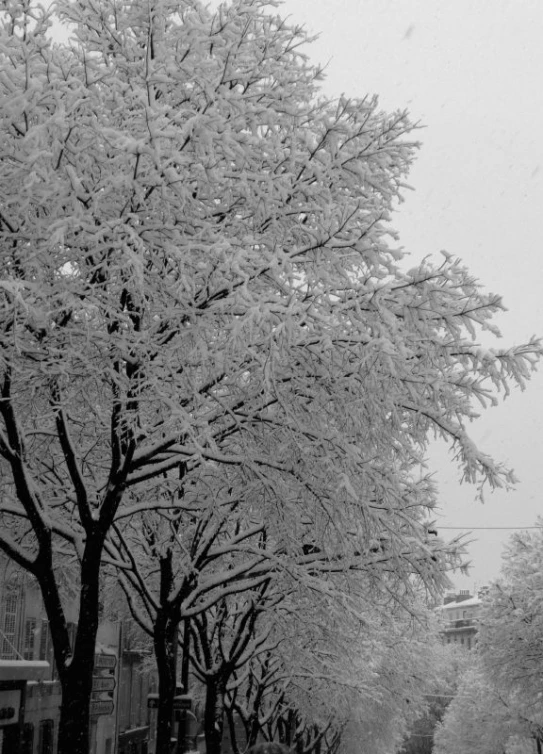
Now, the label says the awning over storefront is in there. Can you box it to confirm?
[0,660,50,681]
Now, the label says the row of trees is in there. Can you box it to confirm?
[433,524,543,754]
[399,643,472,754]
[111,573,448,754]
[0,0,539,753]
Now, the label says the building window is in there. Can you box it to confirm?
[39,620,50,661]
[24,618,37,660]
[1,590,19,659]
[38,719,54,754]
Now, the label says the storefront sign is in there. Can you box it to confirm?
[90,699,114,717]
[94,653,116,670]
[0,689,21,728]
[92,676,116,693]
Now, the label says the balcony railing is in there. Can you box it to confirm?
[443,619,477,630]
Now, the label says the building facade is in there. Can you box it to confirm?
[436,590,483,650]
[0,560,155,754]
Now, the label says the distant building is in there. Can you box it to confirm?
[0,562,61,753]
[436,589,484,650]
[0,558,155,754]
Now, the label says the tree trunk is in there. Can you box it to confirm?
[178,619,191,753]
[283,709,295,748]
[34,531,105,754]
[204,677,227,754]
[154,608,180,754]
[57,661,95,754]
[246,695,264,747]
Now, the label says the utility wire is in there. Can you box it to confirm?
[438,526,543,530]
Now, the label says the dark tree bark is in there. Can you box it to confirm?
[35,529,109,754]
[191,587,272,754]
[153,551,183,754]
[154,608,180,754]
[204,676,228,754]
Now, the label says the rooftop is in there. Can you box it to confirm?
[438,595,481,610]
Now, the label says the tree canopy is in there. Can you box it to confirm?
[434,528,543,754]
[478,524,543,740]
[433,662,533,754]
[0,0,541,752]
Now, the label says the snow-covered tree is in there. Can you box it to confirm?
[225,588,442,754]
[478,524,543,744]
[0,0,540,752]
[110,458,464,754]
[107,464,285,754]
[400,641,472,754]
[342,608,443,754]
[435,549,543,754]
[433,663,535,754]
[190,582,283,754]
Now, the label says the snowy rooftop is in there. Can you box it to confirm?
[436,596,481,611]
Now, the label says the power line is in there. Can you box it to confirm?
[438,526,543,530]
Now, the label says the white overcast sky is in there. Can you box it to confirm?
[278,0,543,591]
